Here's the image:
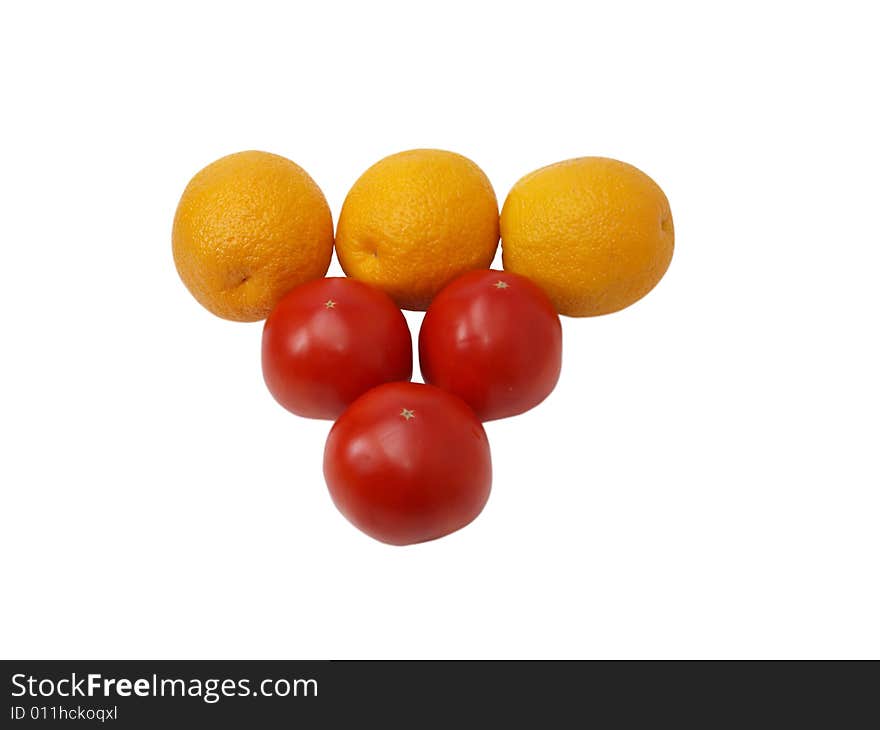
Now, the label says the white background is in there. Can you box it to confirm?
[1,1,878,659]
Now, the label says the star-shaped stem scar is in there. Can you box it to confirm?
[400,408,415,421]
[493,280,510,289]
[324,299,337,309]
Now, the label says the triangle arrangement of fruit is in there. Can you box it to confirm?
[173,149,673,545]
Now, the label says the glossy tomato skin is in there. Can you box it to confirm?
[419,270,562,421]
[262,278,412,420]
[323,382,491,545]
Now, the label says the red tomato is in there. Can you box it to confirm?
[418,269,562,421]
[323,382,492,545]
[262,278,412,420]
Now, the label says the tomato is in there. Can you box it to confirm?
[418,269,562,421]
[262,277,412,419]
[323,382,492,545]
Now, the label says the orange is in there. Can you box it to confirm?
[500,157,674,317]
[335,149,499,310]
[172,151,333,322]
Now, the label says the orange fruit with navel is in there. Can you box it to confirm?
[501,157,674,317]
[172,150,334,322]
